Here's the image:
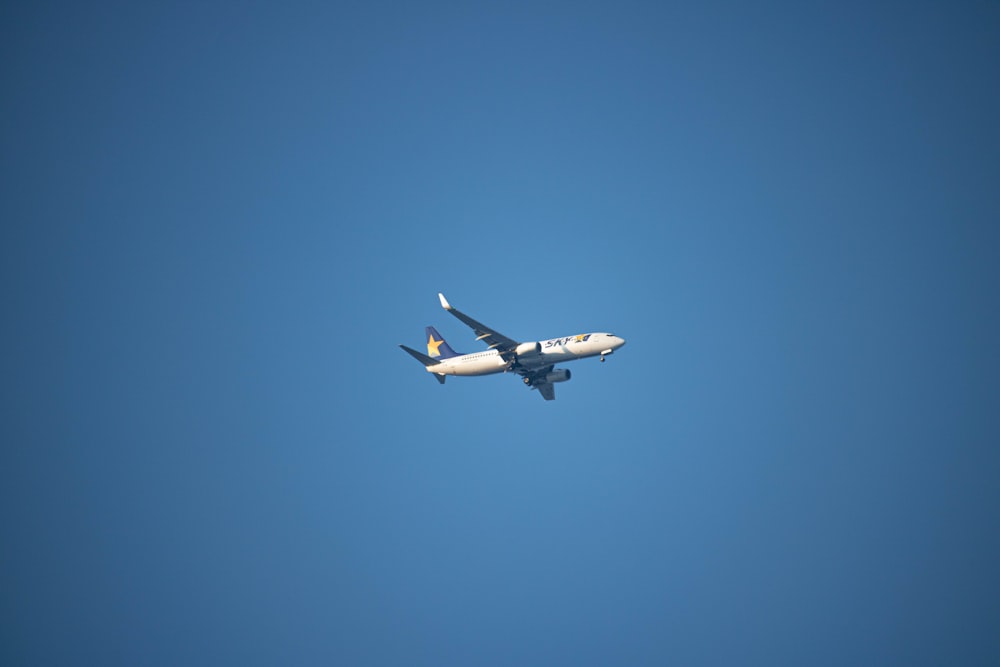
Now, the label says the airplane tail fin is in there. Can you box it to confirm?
[425,326,460,359]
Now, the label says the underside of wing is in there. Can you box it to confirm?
[438,293,519,353]
[535,382,556,401]
[517,364,557,400]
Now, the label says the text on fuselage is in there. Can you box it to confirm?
[544,334,591,348]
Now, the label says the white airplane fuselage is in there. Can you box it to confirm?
[426,332,625,377]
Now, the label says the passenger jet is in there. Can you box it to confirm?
[400,293,625,400]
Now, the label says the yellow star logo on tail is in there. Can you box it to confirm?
[427,335,444,357]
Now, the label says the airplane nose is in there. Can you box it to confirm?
[614,336,626,348]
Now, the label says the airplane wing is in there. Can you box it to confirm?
[517,364,557,400]
[438,293,519,353]
[535,382,556,401]
[436,294,556,399]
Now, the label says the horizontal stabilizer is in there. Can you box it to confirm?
[399,344,440,366]
[400,344,447,384]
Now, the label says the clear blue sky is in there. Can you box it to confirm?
[3,2,999,665]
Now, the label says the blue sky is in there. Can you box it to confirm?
[2,2,999,665]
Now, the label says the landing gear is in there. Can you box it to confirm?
[600,356,605,362]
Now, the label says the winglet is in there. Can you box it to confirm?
[438,293,452,310]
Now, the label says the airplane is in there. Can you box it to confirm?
[400,293,626,400]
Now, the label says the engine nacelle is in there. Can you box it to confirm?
[514,341,542,358]
[543,369,571,383]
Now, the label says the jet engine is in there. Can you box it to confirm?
[543,369,571,383]
[513,341,542,358]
